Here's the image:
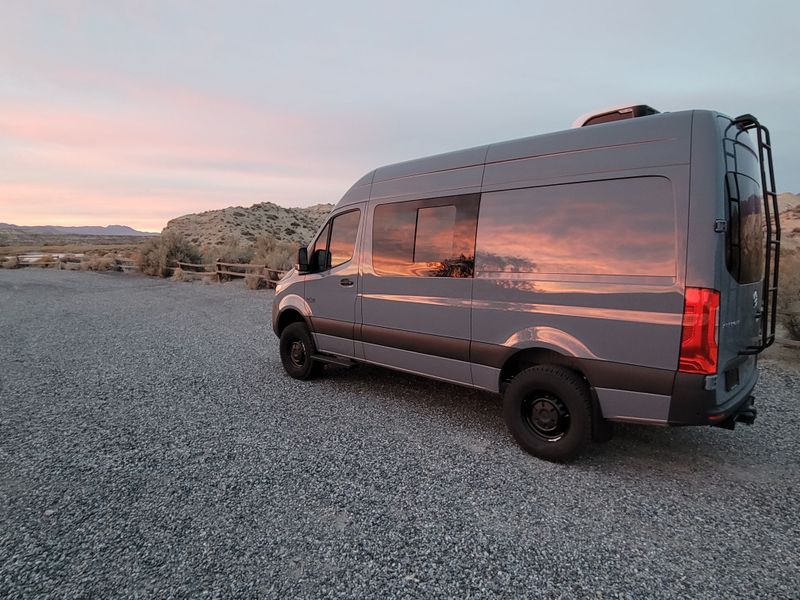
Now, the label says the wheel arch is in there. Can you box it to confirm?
[500,347,589,390]
[276,307,311,336]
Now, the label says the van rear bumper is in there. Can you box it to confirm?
[668,371,758,426]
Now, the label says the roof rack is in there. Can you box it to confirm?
[572,104,660,128]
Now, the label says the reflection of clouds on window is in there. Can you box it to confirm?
[328,209,360,268]
[414,205,455,263]
[475,178,677,277]
[372,195,479,277]
[475,251,537,273]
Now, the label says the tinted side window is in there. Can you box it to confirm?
[329,210,360,268]
[372,194,479,277]
[414,206,456,263]
[475,178,676,277]
[726,173,764,284]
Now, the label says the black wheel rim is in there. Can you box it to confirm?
[289,339,306,368]
[522,393,570,441]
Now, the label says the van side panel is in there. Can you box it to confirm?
[471,167,691,422]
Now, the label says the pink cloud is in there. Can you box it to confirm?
[0,74,366,229]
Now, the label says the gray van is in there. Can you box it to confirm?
[272,105,781,461]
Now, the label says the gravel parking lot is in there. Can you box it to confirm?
[1,269,798,598]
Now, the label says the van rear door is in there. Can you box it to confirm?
[715,116,780,402]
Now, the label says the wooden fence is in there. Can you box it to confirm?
[173,260,287,288]
[7,255,286,288]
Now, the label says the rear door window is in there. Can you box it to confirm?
[726,173,764,284]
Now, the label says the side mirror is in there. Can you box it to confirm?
[296,247,309,273]
[313,249,331,272]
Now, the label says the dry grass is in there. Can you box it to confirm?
[0,241,148,256]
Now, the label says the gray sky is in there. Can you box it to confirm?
[1,0,798,230]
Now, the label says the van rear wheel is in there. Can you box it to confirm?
[279,322,324,380]
[503,365,592,462]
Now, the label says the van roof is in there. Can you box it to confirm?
[337,109,715,207]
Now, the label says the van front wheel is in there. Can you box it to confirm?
[503,366,592,462]
[279,322,324,380]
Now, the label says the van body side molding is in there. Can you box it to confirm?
[360,324,470,362]
[314,321,675,397]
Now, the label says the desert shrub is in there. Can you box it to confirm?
[137,231,202,277]
[35,254,55,267]
[253,235,298,271]
[204,234,253,264]
[56,254,81,269]
[1,256,20,269]
[171,267,192,282]
[244,269,266,290]
[778,249,800,340]
[81,254,119,272]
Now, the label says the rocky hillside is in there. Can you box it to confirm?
[779,193,800,250]
[162,202,333,248]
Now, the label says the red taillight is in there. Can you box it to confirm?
[678,287,720,375]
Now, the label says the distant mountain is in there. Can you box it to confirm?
[0,223,155,236]
[162,202,333,248]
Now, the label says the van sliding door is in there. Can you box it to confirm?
[360,194,479,385]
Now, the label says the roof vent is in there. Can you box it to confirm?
[572,104,660,128]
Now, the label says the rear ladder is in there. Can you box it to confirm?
[731,114,781,353]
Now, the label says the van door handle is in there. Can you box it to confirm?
[340,278,354,287]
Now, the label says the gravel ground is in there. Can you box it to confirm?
[1,269,799,599]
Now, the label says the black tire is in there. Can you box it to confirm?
[279,322,324,380]
[503,365,592,462]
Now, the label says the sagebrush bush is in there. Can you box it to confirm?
[244,269,265,290]
[137,232,202,277]
[1,256,19,269]
[170,267,192,282]
[205,234,253,265]
[253,235,298,271]
[35,254,55,267]
[81,254,119,272]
